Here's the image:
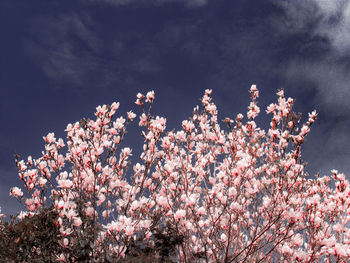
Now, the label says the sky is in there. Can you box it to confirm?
[1,0,350,217]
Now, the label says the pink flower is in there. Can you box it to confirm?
[139,113,148,126]
[262,196,271,208]
[66,209,77,219]
[60,227,73,236]
[205,89,212,95]
[182,120,195,132]
[157,196,169,208]
[85,207,94,217]
[74,217,82,227]
[281,244,292,255]
[63,238,69,247]
[43,132,56,143]
[105,221,123,232]
[121,147,132,157]
[277,89,284,97]
[145,90,155,102]
[247,102,260,119]
[124,225,134,236]
[97,193,106,206]
[130,200,139,211]
[174,209,186,221]
[58,179,73,189]
[111,102,120,111]
[0,208,4,220]
[197,207,206,216]
[135,98,143,106]
[114,117,126,130]
[250,84,259,99]
[266,103,277,114]
[205,103,217,115]
[127,111,136,120]
[56,200,65,210]
[56,254,66,262]
[17,211,28,220]
[220,233,228,243]
[39,178,47,187]
[308,110,317,123]
[10,187,23,198]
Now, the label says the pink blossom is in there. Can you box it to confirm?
[56,254,66,262]
[135,98,143,105]
[197,206,206,215]
[247,102,260,119]
[145,90,155,102]
[139,113,148,126]
[277,89,284,97]
[58,179,73,189]
[281,244,293,255]
[114,117,125,130]
[17,211,28,220]
[43,132,56,143]
[174,209,186,221]
[66,209,77,219]
[60,227,72,236]
[130,200,139,211]
[157,196,169,208]
[182,120,195,132]
[111,102,120,111]
[250,84,259,99]
[63,238,69,247]
[121,147,132,157]
[56,200,65,210]
[73,217,82,227]
[127,111,136,120]
[124,225,134,236]
[10,187,23,198]
[106,221,123,232]
[39,177,47,187]
[220,233,228,243]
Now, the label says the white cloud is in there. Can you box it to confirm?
[271,0,350,112]
[274,0,350,55]
[307,0,350,55]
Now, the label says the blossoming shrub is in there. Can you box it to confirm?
[5,86,350,262]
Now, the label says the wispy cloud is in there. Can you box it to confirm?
[24,13,102,89]
[275,0,350,55]
[23,12,163,93]
[270,0,350,112]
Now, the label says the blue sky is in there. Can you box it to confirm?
[1,0,350,216]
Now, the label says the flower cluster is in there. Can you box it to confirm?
[6,86,350,262]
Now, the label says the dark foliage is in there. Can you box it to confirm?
[0,207,186,262]
[0,207,62,262]
[121,222,185,263]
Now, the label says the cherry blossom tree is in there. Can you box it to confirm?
[5,85,350,262]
